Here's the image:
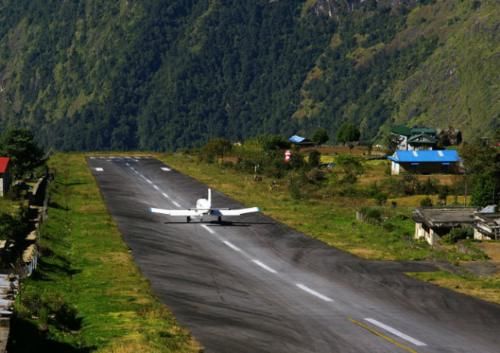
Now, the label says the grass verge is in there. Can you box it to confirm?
[9,153,200,353]
[408,271,500,305]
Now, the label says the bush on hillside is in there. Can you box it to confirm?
[420,197,433,207]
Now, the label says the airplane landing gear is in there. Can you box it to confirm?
[187,216,191,223]
[218,216,222,223]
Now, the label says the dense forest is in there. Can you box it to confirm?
[0,0,498,150]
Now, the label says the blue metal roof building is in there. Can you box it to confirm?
[289,135,314,146]
[388,150,461,175]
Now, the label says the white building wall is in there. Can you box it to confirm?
[414,223,426,240]
[391,162,400,176]
[414,223,439,246]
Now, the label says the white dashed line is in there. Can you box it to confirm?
[90,157,95,160]
[95,168,104,172]
[201,225,215,234]
[145,179,153,184]
[223,241,242,252]
[252,260,277,274]
[126,163,130,167]
[364,318,426,346]
[161,167,171,172]
[172,200,181,207]
[162,193,170,199]
[296,283,334,302]
[153,185,160,191]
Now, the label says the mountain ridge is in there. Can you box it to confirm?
[0,0,497,150]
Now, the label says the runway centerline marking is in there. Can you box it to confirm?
[252,260,277,274]
[349,318,420,353]
[201,225,215,234]
[153,185,160,190]
[162,193,170,199]
[296,283,333,302]
[364,318,426,347]
[145,178,153,184]
[223,241,242,252]
[172,200,181,208]
[95,168,104,172]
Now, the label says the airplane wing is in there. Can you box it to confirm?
[217,207,260,216]
[150,208,201,217]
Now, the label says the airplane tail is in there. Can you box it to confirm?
[208,188,212,209]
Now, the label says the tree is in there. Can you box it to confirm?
[0,129,45,178]
[460,140,500,207]
[336,155,364,183]
[259,135,290,152]
[471,174,496,207]
[202,138,232,163]
[336,123,361,144]
[308,150,321,168]
[312,128,329,146]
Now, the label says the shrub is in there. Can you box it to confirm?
[306,168,326,184]
[336,155,364,183]
[359,207,383,224]
[443,227,474,243]
[288,179,302,200]
[438,186,449,205]
[308,150,321,168]
[54,303,82,331]
[374,192,388,206]
[312,128,329,145]
[420,197,433,207]
[201,138,232,163]
[417,177,440,195]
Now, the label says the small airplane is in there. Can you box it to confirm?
[151,188,260,223]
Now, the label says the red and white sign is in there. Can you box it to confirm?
[284,150,292,162]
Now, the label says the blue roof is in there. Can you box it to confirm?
[388,150,460,163]
[289,135,306,144]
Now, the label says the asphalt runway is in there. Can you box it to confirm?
[88,156,500,353]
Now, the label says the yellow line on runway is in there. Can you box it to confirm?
[349,318,420,353]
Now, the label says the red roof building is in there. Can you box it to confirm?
[0,157,10,174]
[0,157,11,196]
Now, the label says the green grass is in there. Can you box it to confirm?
[0,195,19,214]
[408,271,500,305]
[10,153,200,353]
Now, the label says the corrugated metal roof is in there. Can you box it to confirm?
[388,150,460,163]
[289,135,306,144]
[0,158,9,174]
[411,127,437,135]
[391,125,412,136]
[408,133,437,144]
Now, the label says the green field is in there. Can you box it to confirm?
[9,153,200,353]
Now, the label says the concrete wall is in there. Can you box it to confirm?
[414,222,440,246]
[0,171,10,197]
[391,161,400,175]
[474,229,492,241]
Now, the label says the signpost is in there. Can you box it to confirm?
[284,150,291,163]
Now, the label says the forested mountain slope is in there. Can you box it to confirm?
[0,0,498,150]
